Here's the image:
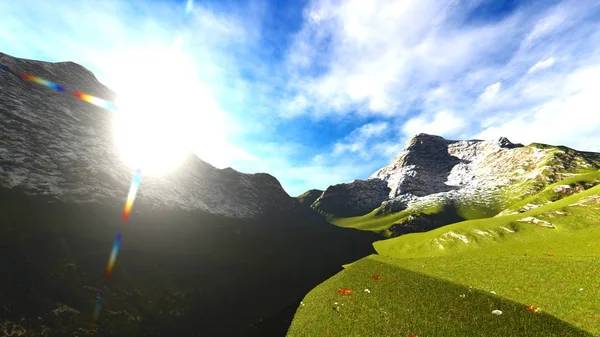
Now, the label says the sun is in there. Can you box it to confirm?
[108,47,224,175]
[112,92,192,175]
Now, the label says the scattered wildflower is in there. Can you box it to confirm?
[409,333,419,337]
[459,294,466,298]
[300,301,305,307]
[490,291,496,294]
[364,288,371,294]
[526,305,540,313]
[338,288,353,295]
[372,274,382,280]
[580,288,584,292]
[492,310,502,315]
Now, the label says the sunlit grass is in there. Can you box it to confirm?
[290,181,600,335]
[287,256,592,336]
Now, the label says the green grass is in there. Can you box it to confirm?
[289,177,600,336]
[500,170,600,215]
[374,183,600,258]
[331,203,447,232]
[287,256,592,336]
[331,208,410,231]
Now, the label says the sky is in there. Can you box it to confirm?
[1,0,600,196]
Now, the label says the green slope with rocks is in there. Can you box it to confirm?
[288,171,600,336]
[316,136,600,237]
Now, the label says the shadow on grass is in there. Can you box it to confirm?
[287,256,594,337]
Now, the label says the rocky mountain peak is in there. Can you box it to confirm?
[495,136,522,149]
[311,133,600,221]
[405,133,451,148]
[370,134,460,198]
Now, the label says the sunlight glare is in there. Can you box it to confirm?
[109,45,226,175]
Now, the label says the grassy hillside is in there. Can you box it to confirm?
[288,172,600,336]
[287,256,592,337]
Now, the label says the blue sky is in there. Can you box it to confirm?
[1,0,600,196]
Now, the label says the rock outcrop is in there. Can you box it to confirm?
[370,134,463,198]
[312,179,390,217]
[296,189,323,207]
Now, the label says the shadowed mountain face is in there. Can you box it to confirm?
[0,52,380,336]
[0,52,299,219]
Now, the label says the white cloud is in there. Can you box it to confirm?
[527,57,556,74]
[520,0,599,48]
[332,122,389,158]
[402,110,467,138]
[479,82,502,101]
[474,65,600,151]
[284,0,524,117]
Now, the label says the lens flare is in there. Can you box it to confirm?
[74,91,117,111]
[20,72,65,92]
[185,0,194,17]
[104,232,123,279]
[91,291,104,326]
[122,169,142,222]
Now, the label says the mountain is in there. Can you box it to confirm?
[309,133,600,236]
[0,51,305,219]
[0,52,379,336]
[295,189,323,206]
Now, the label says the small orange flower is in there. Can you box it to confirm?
[408,333,419,337]
[372,274,382,280]
[338,288,354,295]
[526,305,540,313]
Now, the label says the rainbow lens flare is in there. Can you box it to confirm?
[74,91,117,111]
[91,291,104,325]
[104,232,122,279]
[20,72,65,92]
[122,169,142,223]
[185,0,194,17]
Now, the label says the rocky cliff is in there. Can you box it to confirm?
[311,179,390,217]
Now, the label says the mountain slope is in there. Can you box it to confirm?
[311,133,600,236]
[0,52,303,219]
[296,189,323,207]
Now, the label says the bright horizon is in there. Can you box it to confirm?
[1,0,600,196]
